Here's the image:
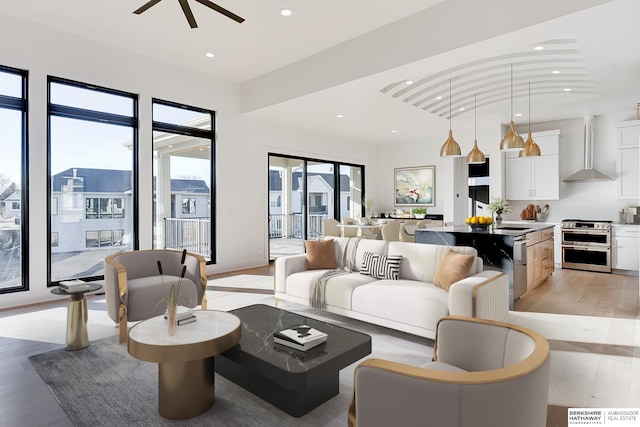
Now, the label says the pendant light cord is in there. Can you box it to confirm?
[528,82,531,132]
[449,77,452,131]
[510,63,513,119]
[474,93,477,140]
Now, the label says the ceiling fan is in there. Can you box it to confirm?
[133,0,245,28]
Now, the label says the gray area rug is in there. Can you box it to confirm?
[29,303,434,426]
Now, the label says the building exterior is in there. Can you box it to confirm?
[50,168,209,253]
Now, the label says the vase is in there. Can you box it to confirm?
[495,215,503,226]
[167,303,177,336]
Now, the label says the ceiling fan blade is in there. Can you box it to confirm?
[133,0,163,15]
[193,0,245,23]
[178,0,198,28]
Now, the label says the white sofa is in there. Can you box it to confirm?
[275,238,509,339]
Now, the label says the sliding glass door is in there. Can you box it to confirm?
[268,154,364,260]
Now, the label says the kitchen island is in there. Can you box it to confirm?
[416,223,555,309]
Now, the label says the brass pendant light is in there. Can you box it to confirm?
[520,82,541,157]
[440,78,462,157]
[467,94,486,164]
[500,63,525,151]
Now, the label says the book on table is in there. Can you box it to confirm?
[59,279,90,292]
[177,316,197,326]
[273,325,327,351]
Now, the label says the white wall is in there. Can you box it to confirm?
[0,14,377,308]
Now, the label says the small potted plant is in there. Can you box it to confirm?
[413,207,427,219]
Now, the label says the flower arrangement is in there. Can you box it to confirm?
[488,197,512,217]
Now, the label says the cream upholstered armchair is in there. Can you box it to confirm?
[349,316,550,427]
[104,249,207,343]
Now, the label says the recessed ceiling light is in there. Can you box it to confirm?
[552,70,560,74]
[391,129,398,133]
[514,113,523,117]
[564,88,572,92]
[534,46,544,51]
[336,114,344,118]
[279,8,293,16]
[436,96,442,100]
[459,107,465,111]
[205,52,215,58]
[406,80,414,85]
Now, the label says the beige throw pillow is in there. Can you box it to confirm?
[433,248,475,291]
[305,240,337,270]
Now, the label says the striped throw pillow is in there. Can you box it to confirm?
[360,251,402,280]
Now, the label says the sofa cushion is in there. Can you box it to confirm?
[433,249,475,291]
[388,242,479,283]
[352,280,449,329]
[285,270,377,309]
[360,251,402,280]
[305,240,337,270]
[327,238,389,271]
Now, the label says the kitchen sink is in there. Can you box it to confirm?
[497,226,533,230]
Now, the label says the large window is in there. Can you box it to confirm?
[48,77,138,284]
[152,99,215,261]
[0,65,28,293]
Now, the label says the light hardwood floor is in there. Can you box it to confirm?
[0,264,637,427]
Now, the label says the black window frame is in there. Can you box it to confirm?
[152,98,216,264]
[47,76,139,286]
[0,64,29,294]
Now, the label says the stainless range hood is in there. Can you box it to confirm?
[563,116,613,182]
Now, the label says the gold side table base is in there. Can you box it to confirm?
[66,293,89,351]
[158,356,215,419]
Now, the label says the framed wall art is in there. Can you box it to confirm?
[394,166,435,207]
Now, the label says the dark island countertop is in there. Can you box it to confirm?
[416,222,555,237]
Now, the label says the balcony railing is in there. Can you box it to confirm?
[269,213,329,240]
[164,217,210,257]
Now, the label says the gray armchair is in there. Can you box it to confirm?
[104,249,208,343]
[349,316,550,427]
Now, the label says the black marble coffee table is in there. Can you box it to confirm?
[216,304,372,417]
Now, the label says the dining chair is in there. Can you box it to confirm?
[399,223,415,243]
[341,218,358,237]
[322,218,341,237]
[380,221,401,242]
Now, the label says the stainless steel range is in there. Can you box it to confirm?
[561,219,612,273]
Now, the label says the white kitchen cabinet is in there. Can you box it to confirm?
[617,147,639,199]
[616,120,640,149]
[612,226,639,272]
[616,121,640,199]
[505,155,559,200]
[504,130,560,201]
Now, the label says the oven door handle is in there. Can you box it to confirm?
[564,245,609,251]
[562,229,609,234]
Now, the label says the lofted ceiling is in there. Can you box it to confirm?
[1,0,638,145]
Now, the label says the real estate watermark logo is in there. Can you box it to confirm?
[568,408,640,425]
